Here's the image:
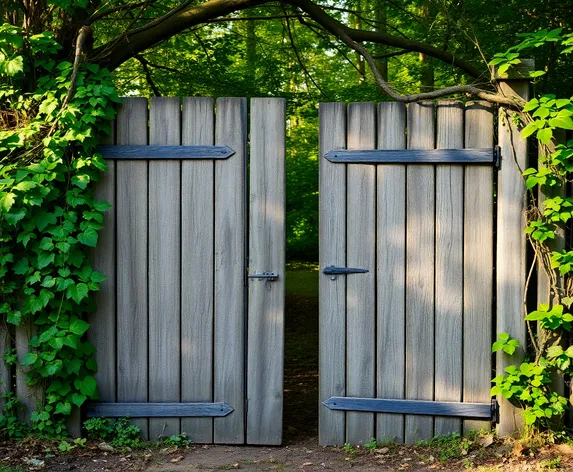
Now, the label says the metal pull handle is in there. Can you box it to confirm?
[323,265,368,280]
[248,272,279,281]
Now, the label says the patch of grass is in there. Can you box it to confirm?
[285,264,318,298]
[539,456,562,469]
[0,467,23,472]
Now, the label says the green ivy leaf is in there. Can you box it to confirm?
[66,283,89,304]
[77,228,98,247]
[21,352,38,366]
[69,318,90,336]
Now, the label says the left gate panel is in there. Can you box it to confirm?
[90,97,246,444]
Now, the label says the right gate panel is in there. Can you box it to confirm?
[319,101,495,445]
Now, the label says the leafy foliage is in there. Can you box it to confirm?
[0,22,119,436]
[489,30,573,429]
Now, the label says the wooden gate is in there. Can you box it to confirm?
[319,101,496,445]
[88,97,285,445]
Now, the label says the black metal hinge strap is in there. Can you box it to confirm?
[323,397,496,421]
[97,145,235,160]
[87,402,234,418]
[324,148,497,165]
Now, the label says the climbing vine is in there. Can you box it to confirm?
[489,29,573,428]
[0,23,119,435]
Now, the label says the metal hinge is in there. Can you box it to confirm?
[494,145,502,170]
[491,398,500,424]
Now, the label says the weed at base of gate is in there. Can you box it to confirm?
[83,417,145,450]
[415,431,488,462]
[159,432,192,448]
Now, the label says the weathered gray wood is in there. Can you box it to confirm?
[87,402,234,418]
[405,102,435,443]
[323,397,493,419]
[434,101,464,436]
[214,98,246,444]
[148,97,181,440]
[0,323,11,407]
[376,101,406,443]
[463,101,494,434]
[496,77,530,436]
[181,97,215,443]
[15,322,40,421]
[89,120,116,418]
[97,144,234,159]
[247,98,286,445]
[115,97,149,438]
[346,102,376,445]
[324,148,494,164]
[319,102,347,446]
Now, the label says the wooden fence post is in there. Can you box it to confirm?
[496,59,533,436]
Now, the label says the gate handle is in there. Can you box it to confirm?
[323,265,368,280]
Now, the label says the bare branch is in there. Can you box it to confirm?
[135,55,161,96]
[292,0,524,107]
[87,1,149,24]
[61,26,92,110]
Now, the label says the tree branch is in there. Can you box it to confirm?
[61,26,92,110]
[87,1,150,24]
[291,0,524,108]
[135,54,161,96]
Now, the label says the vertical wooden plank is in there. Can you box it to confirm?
[149,97,181,440]
[434,101,464,436]
[376,102,406,443]
[346,102,376,445]
[15,323,40,421]
[319,103,347,446]
[214,98,246,444]
[0,324,11,406]
[247,98,286,445]
[496,75,530,436]
[116,98,149,439]
[405,102,435,443]
[181,97,215,443]
[463,101,494,434]
[89,118,116,413]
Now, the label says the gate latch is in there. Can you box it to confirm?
[323,265,368,280]
[248,272,279,281]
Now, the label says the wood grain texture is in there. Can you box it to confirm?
[247,98,286,445]
[214,98,246,444]
[434,101,464,436]
[148,97,181,440]
[346,102,376,445]
[15,322,40,421]
[405,102,435,443]
[115,97,150,438]
[497,81,529,436]
[0,324,11,407]
[463,101,494,434]
[89,119,116,416]
[318,103,347,446]
[324,148,493,164]
[181,97,215,443]
[376,102,406,442]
